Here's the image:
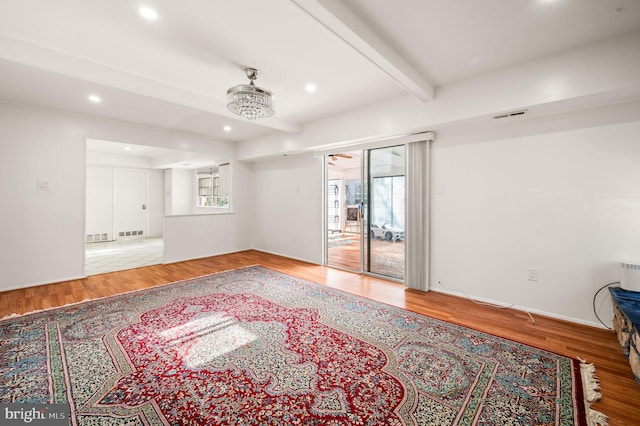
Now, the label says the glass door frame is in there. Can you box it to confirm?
[324,145,406,284]
[364,145,406,281]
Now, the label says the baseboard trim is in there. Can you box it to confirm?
[430,287,607,330]
[0,274,86,293]
[163,247,252,265]
[251,248,322,266]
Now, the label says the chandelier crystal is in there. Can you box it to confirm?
[226,68,275,120]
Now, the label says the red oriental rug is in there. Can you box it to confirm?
[1,266,603,425]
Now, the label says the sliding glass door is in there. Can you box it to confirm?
[365,146,405,279]
[326,152,362,271]
[326,145,406,281]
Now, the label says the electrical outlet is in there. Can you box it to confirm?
[527,268,539,282]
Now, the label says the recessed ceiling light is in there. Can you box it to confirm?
[305,83,317,93]
[223,125,232,132]
[124,146,131,151]
[88,94,102,103]
[139,6,158,20]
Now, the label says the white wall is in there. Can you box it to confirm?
[168,168,195,216]
[0,103,85,289]
[86,165,114,239]
[430,113,640,327]
[251,154,324,264]
[148,169,163,237]
[0,102,237,291]
[163,161,252,263]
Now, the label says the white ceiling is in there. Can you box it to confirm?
[345,0,640,86]
[86,139,173,157]
[86,138,223,169]
[1,0,639,155]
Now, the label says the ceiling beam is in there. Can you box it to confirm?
[291,0,435,102]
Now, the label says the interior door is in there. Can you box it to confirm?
[113,169,148,239]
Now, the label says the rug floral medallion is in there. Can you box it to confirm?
[1,266,586,425]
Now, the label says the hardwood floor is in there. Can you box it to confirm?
[1,249,638,425]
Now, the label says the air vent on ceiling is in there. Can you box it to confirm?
[493,110,528,120]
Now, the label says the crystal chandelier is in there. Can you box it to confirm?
[226,68,275,120]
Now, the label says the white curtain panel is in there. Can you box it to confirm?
[405,140,430,291]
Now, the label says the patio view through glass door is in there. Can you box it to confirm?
[327,153,362,271]
[326,145,406,280]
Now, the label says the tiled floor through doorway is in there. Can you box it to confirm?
[85,237,163,276]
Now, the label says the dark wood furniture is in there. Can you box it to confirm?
[610,287,640,382]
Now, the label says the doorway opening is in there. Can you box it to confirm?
[327,152,361,271]
[325,146,406,280]
[85,166,164,276]
[85,139,166,276]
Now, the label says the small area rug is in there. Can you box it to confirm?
[1,266,598,425]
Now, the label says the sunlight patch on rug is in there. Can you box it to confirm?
[160,311,258,367]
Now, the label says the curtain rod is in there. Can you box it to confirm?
[312,131,434,157]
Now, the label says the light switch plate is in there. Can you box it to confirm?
[37,180,52,190]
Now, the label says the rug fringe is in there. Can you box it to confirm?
[588,409,609,426]
[578,358,608,426]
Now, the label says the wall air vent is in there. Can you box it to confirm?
[118,230,144,239]
[87,233,110,242]
[493,110,528,120]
